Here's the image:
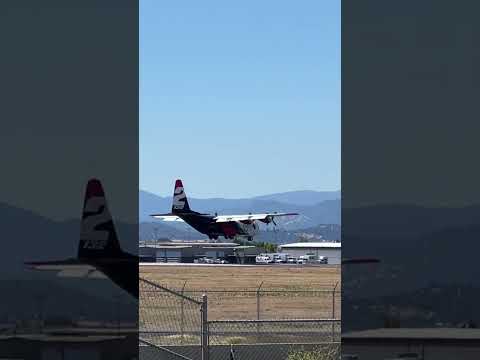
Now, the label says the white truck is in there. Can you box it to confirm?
[255,254,274,264]
[298,254,317,264]
[287,256,298,264]
[273,253,289,263]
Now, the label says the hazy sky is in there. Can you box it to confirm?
[140,1,340,198]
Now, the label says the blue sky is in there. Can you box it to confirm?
[140,1,340,198]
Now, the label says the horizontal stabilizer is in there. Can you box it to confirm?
[150,214,185,222]
[57,268,95,278]
[26,262,108,278]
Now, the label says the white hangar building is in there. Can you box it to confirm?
[278,241,341,264]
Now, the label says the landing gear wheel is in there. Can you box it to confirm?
[247,236,253,241]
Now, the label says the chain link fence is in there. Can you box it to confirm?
[140,278,341,360]
[208,319,340,360]
[162,283,341,321]
[140,339,197,360]
[140,278,207,360]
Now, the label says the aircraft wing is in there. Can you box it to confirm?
[150,214,185,222]
[213,212,298,223]
[25,260,107,278]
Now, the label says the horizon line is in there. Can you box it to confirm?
[140,188,342,199]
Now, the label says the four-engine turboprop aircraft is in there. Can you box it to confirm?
[25,179,139,299]
[151,179,299,241]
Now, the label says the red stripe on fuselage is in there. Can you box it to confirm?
[219,222,238,236]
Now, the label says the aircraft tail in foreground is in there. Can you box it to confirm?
[78,178,123,258]
[25,179,138,299]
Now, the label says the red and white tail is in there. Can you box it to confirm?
[171,179,191,213]
[78,179,121,258]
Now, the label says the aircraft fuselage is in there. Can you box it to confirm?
[177,212,259,240]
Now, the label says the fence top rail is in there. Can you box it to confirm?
[142,289,340,294]
[215,341,342,346]
[140,277,203,305]
[207,318,340,324]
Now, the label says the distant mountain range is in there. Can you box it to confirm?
[139,189,341,229]
[252,190,341,206]
[0,202,137,273]
[0,201,136,324]
[139,221,341,244]
[342,203,480,331]
[3,198,480,330]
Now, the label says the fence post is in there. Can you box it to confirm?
[256,281,264,340]
[256,281,264,320]
[332,281,338,319]
[201,293,209,360]
[181,280,187,341]
[332,281,339,341]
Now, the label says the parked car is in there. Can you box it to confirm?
[197,257,214,264]
[287,256,298,264]
[316,256,328,264]
[214,258,229,264]
[273,253,288,263]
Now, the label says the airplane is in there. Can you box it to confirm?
[150,179,299,241]
[25,179,139,299]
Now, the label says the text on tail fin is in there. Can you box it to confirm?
[78,179,121,257]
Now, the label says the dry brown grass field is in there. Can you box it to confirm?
[140,264,341,321]
[140,264,340,289]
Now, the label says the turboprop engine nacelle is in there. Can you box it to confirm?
[236,220,259,236]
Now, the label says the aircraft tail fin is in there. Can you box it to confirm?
[171,179,192,213]
[78,179,122,258]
